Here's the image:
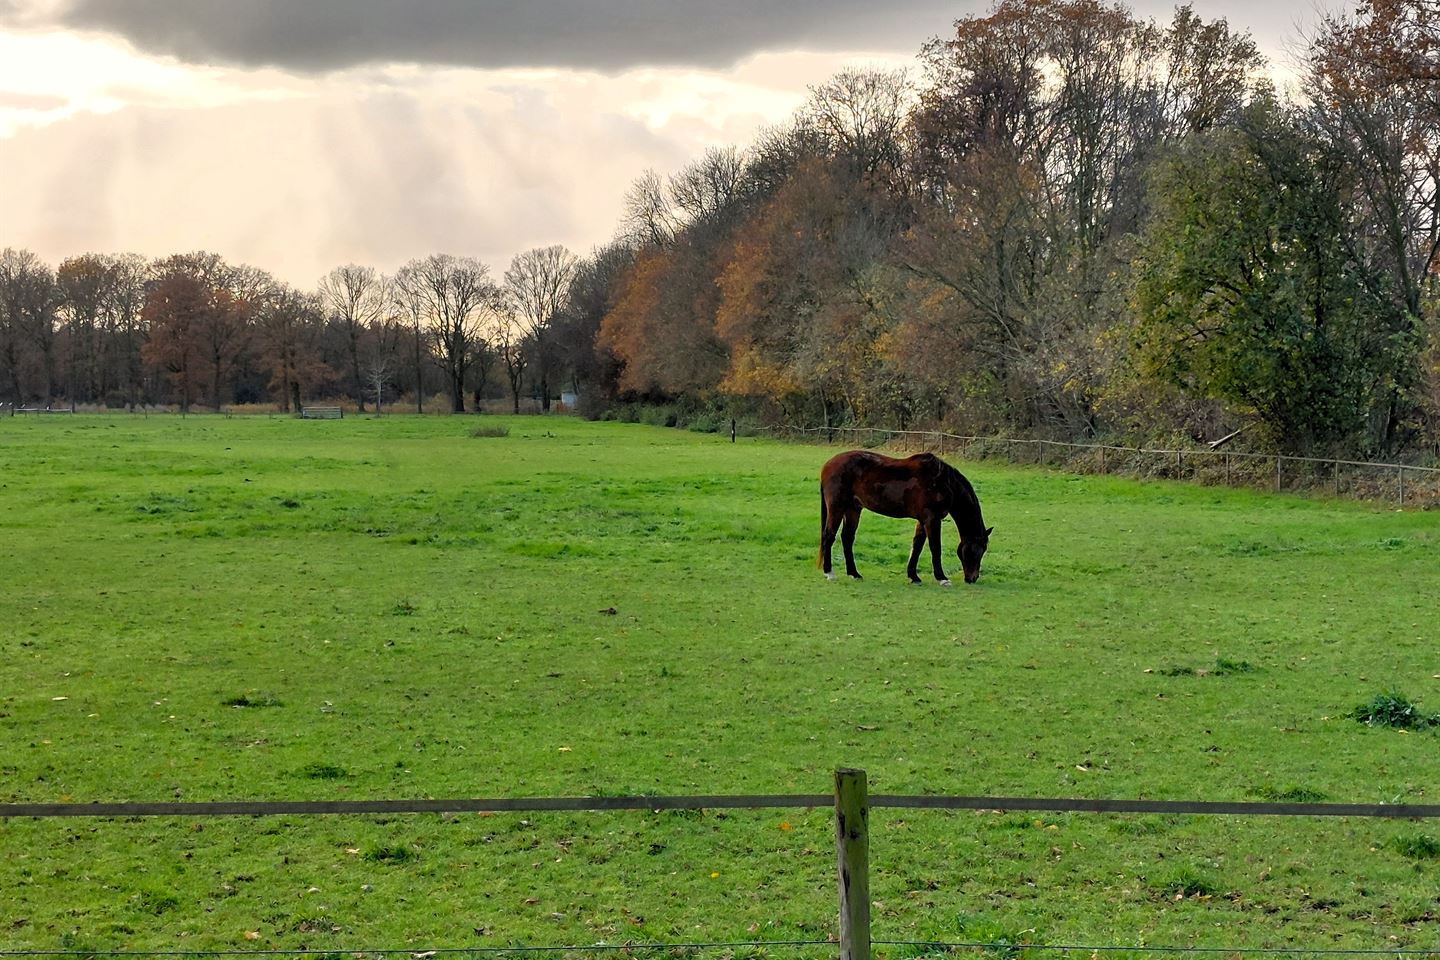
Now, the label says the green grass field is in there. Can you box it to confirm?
[2,414,1438,954]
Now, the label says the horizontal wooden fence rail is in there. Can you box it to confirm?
[10,774,1440,960]
[6,793,1440,820]
[773,425,1440,507]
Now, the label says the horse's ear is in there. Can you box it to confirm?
[985,526,994,536]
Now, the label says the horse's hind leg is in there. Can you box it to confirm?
[906,522,925,584]
[819,495,842,580]
[841,508,863,579]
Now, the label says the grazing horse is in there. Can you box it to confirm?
[819,450,991,585]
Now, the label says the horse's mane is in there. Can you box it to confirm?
[939,458,986,537]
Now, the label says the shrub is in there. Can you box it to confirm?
[1254,784,1328,803]
[297,761,348,780]
[222,693,282,708]
[1155,865,1219,898]
[1391,833,1440,860]
[1349,691,1439,729]
[364,845,417,863]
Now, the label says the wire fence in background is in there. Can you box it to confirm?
[770,425,1440,508]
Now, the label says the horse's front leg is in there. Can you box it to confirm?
[906,522,925,584]
[926,517,951,586]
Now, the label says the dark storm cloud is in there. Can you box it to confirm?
[13,0,958,72]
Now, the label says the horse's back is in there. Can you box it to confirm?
[821,449,942,518]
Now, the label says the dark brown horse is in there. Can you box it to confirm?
[819,450,991,585]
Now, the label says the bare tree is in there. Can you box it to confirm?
[56,254,110,410]
[621,170,678,248]
[362,352,397,415]
[0,249,56,407]
[106,254,149,410]
[669,146,748,226]
[395,254,500,413]
[319,264,388,412]
[255,284,325,413]
[505,245,579,413]
[492,303,529,415]
[805,67,913,179]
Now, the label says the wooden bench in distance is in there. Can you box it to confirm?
[299,407,343,420]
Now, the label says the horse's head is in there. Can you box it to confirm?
[957,526,993,583]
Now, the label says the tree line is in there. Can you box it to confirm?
[3,0,1437,459]
[0,246,582,416]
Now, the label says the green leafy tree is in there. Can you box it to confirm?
[1130,100,1409,454]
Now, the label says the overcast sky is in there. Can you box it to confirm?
[0,0,1329,287]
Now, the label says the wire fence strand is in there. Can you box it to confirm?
[770,425,1440,507]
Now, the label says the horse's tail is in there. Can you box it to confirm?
[817,489,828,569]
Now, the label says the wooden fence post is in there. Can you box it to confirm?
[1399,466,1405,508]
[1275,456,1283,492]
[835,768,871,960]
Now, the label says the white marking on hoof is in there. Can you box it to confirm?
[939,579,953,587]
[825,572,836,581]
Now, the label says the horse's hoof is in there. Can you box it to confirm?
[848,573,863,581]
[824,572,836,581]
[939,579,953,587]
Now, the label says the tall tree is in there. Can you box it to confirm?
[141,270,209,413]
[505,245,579,412]
[106,254,150,410]
[395,255,499,413]
[554,242,633,415]
[255,285,326,413]
[1308,0,1440,449]
[1130,101,1406,454]
[319,264,389,412]
[0,249,56,406]
[492,303,529,414]
[56,254,110,408]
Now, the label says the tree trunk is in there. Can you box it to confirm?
[413,325,424,414]
[350,335,366,413]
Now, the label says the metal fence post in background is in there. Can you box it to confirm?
[835,768,871,960]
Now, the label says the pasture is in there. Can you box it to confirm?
[1,414,1438,953]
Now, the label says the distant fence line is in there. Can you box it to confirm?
[773,425,1440,508]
